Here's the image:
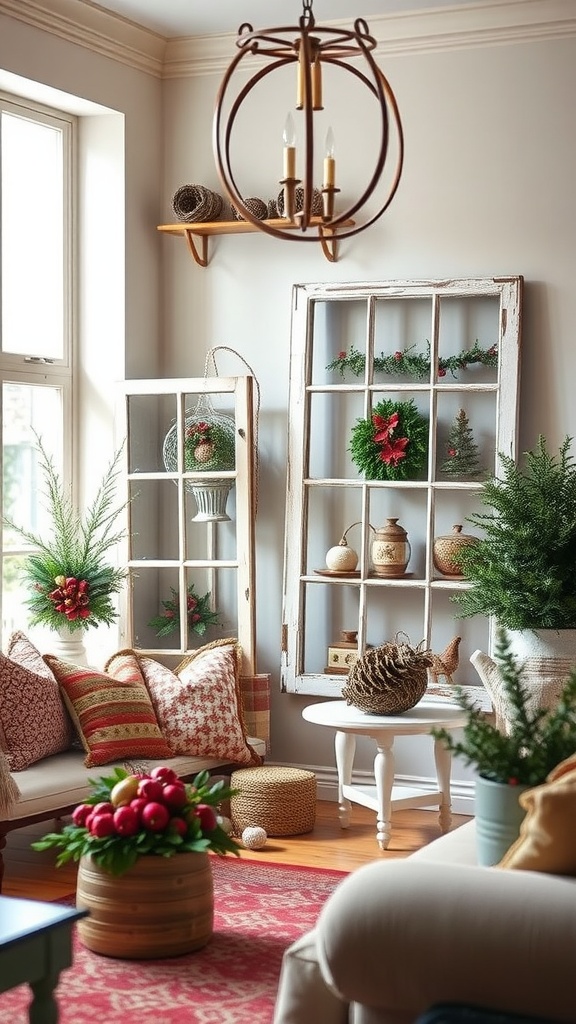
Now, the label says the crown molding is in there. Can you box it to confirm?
[0,0,167,77]
[164,0,576,78]
[0,0,574,81]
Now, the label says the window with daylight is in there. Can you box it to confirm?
[0,94,74,648]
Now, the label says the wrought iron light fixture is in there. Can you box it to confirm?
[213,0,404,246]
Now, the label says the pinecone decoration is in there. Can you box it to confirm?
[342,637,432,715]
[194,441,215,463]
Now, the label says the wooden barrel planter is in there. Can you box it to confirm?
[76,852,214,959]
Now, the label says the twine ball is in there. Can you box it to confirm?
[277,186,323,218]
[231,197,268,221]
[217,815,233,835]
[242,826,268,850]
[171,184,223,223]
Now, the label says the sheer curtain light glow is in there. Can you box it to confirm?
[213,0,404,245]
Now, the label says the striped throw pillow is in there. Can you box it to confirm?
[44,651,173,768]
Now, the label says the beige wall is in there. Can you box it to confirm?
[160,26,576,791]
[1,2,575,807]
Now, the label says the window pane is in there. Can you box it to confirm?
[2,382,63,644]
[1,111,64,359]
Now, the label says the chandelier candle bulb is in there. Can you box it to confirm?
[323,127,336,188]
[296,41,305,108]
[312,52,323,109]
[283,113,296,179]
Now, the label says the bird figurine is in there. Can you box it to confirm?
[427,636,461,686]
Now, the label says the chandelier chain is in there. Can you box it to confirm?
[301,0,314,28]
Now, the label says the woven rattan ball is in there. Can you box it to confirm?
[171,184,223,223]
[242,826,268,850]
[342,641,432,715]
[230,766,316,837]
[231,197,268,221]
[276,186,323,218]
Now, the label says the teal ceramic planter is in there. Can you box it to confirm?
[474,775,528,866]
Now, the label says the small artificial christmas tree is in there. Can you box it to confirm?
[441,408,482,478]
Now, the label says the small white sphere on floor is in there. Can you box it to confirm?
[217,814,233,834]
[242,826,267,849]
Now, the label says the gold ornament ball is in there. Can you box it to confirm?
[217,814,233,834]
[242,826,267,850]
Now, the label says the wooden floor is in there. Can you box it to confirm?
[1,802,471,901]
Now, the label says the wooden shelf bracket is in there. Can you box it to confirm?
[157,217,354,268]
[183,228,209,267]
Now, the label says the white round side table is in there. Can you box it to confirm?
[302,700,468,850]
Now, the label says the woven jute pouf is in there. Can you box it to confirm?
[230,766,317,837]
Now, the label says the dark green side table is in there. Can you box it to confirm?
[0,895,87,1023]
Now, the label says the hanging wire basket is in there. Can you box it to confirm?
[163,399,236,522]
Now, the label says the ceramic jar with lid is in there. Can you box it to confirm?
[371,518,411,578]
[433,524,478,577]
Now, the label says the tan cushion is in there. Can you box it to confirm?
[45,651,173,768]
[138,639,261,767]
[499,752,576,873]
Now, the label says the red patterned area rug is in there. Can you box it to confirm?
[0,858,348,1024]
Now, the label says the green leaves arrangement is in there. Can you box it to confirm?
[2,434,128,632]
[32,768,239,877]
[148,582,220,638]
[349,398,429,482]
[327,341,498,380]
[453,436,576,629]
[432,630,576,786]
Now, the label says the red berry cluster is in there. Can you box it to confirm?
[72,766,218,841]
[49,575,90,621]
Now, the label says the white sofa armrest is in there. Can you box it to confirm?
[315,860,576,1024]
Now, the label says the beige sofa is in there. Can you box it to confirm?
[273,819,576,1024]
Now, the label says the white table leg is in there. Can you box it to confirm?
[334,730,355,828]
[373,732,395,850]
[434,735,453,833]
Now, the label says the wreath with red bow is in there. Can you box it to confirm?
[349,399,429,481]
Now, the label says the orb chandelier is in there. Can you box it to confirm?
[213,0,404,245]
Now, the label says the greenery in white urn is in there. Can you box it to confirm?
[432,630,576,786]
[453,436,576,629]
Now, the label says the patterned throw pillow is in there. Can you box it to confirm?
[7,630,58,680]
[0,643,74,771]
[45,651,173,768]
[136,638,261,767]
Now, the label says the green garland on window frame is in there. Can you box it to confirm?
[327,341,498,380]
[350,399,429,482]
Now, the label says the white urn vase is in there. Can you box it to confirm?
[49,625,89,666]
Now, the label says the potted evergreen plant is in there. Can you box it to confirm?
[433,630,576,865]
[2,434,129,663]
[453,435,576,701]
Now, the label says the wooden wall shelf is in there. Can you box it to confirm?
[157,217,354,267]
